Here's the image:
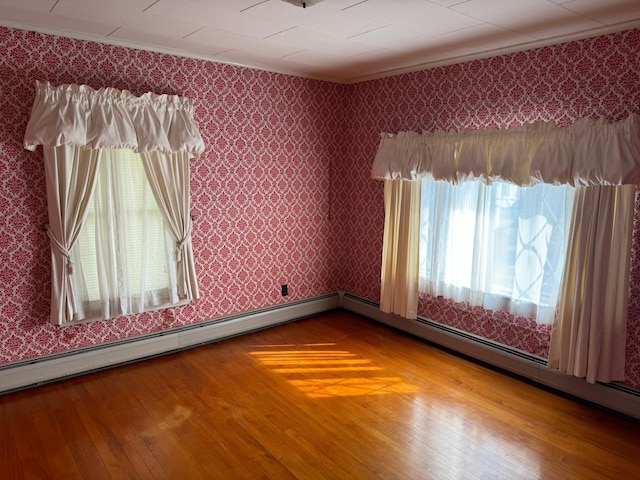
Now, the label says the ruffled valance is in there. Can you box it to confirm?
[372,114,640,186]
[24,81,205,156]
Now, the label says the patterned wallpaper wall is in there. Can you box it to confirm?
[1,24,640,390]
[0,26,345,363]
[338,29,640,388]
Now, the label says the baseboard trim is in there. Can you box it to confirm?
[6,291,640,420]
[0,293,340,394]
[341,293,640,421]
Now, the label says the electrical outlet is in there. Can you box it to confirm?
[281,284,288,297]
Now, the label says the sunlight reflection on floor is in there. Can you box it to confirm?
[249,343,419,398]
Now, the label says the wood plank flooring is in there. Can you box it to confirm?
[2,310,640,479]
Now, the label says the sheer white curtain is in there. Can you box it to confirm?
[24,81,205,325]
[419,180,574,324]
[373,114,640,384]
[71,149,178,320]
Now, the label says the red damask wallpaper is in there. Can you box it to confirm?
[0,27,345,361]
[338,29,640,388]
[1,25,639,389]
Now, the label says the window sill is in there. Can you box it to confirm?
[60,299,191,327]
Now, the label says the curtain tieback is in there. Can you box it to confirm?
[175,222,192,263]
[46,229,74,274]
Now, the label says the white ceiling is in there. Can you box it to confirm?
[1,0,639,83]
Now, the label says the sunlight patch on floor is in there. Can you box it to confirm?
[249,343,419,398]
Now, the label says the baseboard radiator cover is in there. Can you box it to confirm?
[340,293,640,421]
[0,293,340,395]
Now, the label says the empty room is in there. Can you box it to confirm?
[1,1,640,478]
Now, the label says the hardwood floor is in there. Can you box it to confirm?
[2,311,640,479]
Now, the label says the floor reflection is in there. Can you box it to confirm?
[249,342,419,398]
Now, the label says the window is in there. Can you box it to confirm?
[419,179,574,323]
[373,116,638,382]
[26,81,203,325]
[70,149,178,321]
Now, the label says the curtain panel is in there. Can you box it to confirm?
[24,81,205,325]
[380,180,421,319]
[44,145,101,326]
[372,114,640,187]
[548,185,636,384]
[141,150,199,301]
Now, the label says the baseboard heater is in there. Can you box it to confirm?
[3,291,639,420]
[341,293,640,421]
[0,293,340,395]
